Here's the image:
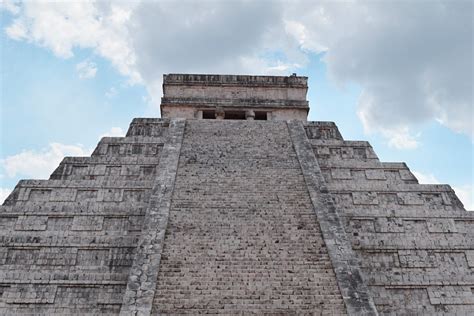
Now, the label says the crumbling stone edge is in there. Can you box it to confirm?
[120,119,186,316]
[287,120,378,316]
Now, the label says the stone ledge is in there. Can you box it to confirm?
[161,97,309,109]
[163,73,308,87]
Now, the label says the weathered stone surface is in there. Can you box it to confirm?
[1,73,473,315]
[151,120,347,315]
[309,122,474,315]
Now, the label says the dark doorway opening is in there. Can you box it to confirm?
[224,111,246,120]
[255,111,268,120]
[203,110,216,119]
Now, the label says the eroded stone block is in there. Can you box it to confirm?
[72,216,104,231]
[352,192,379,205]
[4,284,57,304]
[15,215,48,231]
[427,219,457,233]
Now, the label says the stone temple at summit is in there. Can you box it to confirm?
[2,74,474,315]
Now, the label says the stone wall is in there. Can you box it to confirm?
[0,118,170,314]
[1,117,473,315]
[161,74,309,120]
[305,121,474,315]
[151,120,346,314]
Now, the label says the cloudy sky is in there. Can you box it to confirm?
[0,0,472,209]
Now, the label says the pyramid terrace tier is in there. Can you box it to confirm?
[1,117,472,315]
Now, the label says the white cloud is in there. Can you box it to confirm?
[76,60,97,79]
[413,171,473,211]
[105,87,117,98]
[3,1,141,82]
[100,127,125,138]
[3,0,472,144]
[285,1,473,142]
[1,143,91,179]
[0,0,20,15]
[0,188,12,205]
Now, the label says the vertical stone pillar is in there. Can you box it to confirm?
[194,110,203,119]
[245,110,255,120]
[120,119,186,316]
[215,108,225,120]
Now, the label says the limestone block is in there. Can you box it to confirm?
[47,217,73,231]
[5,248,39,264]
[423,193,445,206]
[140,166,156,177]
[75,189,98,202]
[15,215,48,231]
[398,250,437,268]
[427,219,457,233]
[55,286,99,306]
[0,247,8,264]
[375,217,405,233]
[123,190,146,202]
[72,216,104,231]
[399,169,417,181]
[403,219,428,233]
[456,220,474,233]
[348,219,375,233]
[128,216,145,231]
[427,286,474,305]
[397,192,424,205]
[377,193,399,205]
[0,216,17,230]
[353,147,367,159]
[131,144,144,155]
[4,284,57,304]
[384,170,401,182]
[107,144,121,156]
[352,192,379,205]
[50,188,76,202]
[465,251,474,268]
[98,285,126,304]
[329,147,342,159]
[76,249,109,266]
[109,247,135,267]
[103,217,129,231]
[360,251,399,269]
[29,189,52,201]
[365,169,386,180]
[72,165,89,176]
[365,146,378,159]
[315,146,330,157]
[122,165,141,176]
[105,166,122,176]
[102,189,123,202]
[37,247,78,265]
[305,125,342,140]
[341,147,353,159]
[331,169,352,180]
[93,164,107,175]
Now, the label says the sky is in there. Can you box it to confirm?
[0,0,473,209]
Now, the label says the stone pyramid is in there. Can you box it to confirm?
[1,74,473,315]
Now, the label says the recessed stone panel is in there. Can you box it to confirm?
[352,192,379,205]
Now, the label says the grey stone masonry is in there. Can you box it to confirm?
[120,119,185,315]
[0,118,171,315]
[151,120,347,315]
[288,120,378,315]
[306,121,474,315]
[161,74,309,120]
[2,73,473,315]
